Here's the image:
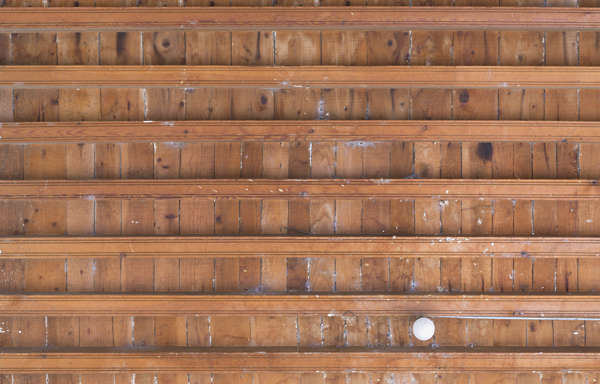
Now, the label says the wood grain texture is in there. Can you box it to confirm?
[2,7,600,31]
[1,236,599,259]
[0,179,598,200]
[4,120,600,143]
[0,1,596,377]
[3,66,600,88]
[2,294,600,317]
[0,348,599,373]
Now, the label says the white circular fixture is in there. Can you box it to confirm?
[412,317,435,341]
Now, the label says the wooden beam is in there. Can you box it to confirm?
[0,348,599,373]
[2,294,600,318]
[2,120,600,143]
[0,179,597,200]
[1,236,598,259]
[2,66,600,89]
[1,7,599,31]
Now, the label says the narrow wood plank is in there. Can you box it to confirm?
[4,66,600,88]
[6,120,600,143]
[0,179,596,200]
[3,294,600,318]
[3,7,600,31]
[0,349,600,373]
[2,236,597,259]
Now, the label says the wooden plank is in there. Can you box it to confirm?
[10,32,57,65]
[2,294,600,318]
[3,66,600,88]
[0,349,600,373]
[99,32,141,65]
[6,120,600,143]
[57,32,99,65]
[3,7,600,31]
[411,31,452,66]
[0,179,597,200]
[2,236,599,259]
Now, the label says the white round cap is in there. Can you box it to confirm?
[412,317,435,341]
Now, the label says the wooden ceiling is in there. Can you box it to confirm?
[1,0,600,382]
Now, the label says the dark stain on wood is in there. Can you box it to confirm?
[459,89,470,104]
[476,142,493,162]
[116,32,127,57]
[255,32,261,61]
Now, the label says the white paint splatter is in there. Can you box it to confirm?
[375,178,391,184]
[345,141,375,148]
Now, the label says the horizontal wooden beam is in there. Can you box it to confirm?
[1,66,600,89]
[0,179,597,200]
[2,120,600,143]
[0,348,599,372]
[0,7,599,31]
[1,236,598,259]
[2,294,600,318]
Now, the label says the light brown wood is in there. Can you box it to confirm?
[2,1,598,380]
[1,236,599,259]
[0,179,598,200]
[3,120,600,143]
[3,66,600,88]
[2,293,600,317]
[0,348,599,373]
[1,7,600,31]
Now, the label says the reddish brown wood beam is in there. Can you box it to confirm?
[0,348,599,373]
[1,66,600,88]
[0,7,599,31]
[0,179,597,200]
[0,236,598,259]
[2,294,600,318]
[2,120,600,143]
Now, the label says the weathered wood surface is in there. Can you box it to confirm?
[1,7,600,31]
[1,348,599,373]
[0,179,598,199]
[1,0,599,379]
[2,293,600,317]
[3,120,600,143]
[3,66,600,88]
[1,236,599,258]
